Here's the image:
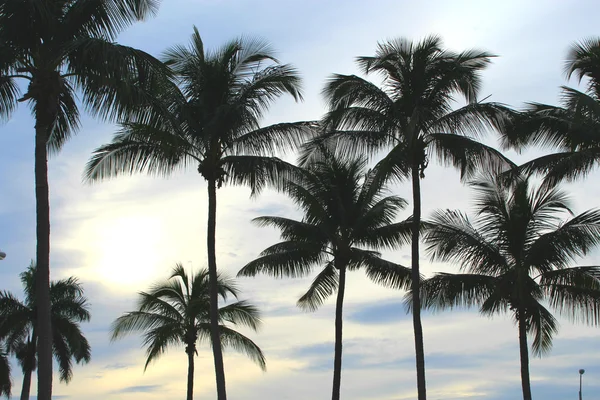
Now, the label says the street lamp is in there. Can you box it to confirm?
[0,251,5,260]
[579,369,585,400]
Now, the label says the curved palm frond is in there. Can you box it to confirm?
[526,209,600,272]
[297,262,338,312]
[198,325,266,371]
[425,209,509,275]
[217,301,262,331]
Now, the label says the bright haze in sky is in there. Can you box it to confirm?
[1,1,600,399]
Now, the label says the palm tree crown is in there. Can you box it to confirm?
[85,27,313,190]
[500,38,600,187]
[0,263,91,399]
[421,174,600,400]
[111,264,265,400]
[0,0,164,151]
[239,145,413,400]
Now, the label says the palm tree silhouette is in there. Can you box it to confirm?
[239,145,413,400]
[421,174,600,400]
[111,264,265,400]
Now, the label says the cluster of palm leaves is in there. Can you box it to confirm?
[2,1,600,400]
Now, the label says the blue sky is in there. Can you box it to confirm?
[2,0,600,398]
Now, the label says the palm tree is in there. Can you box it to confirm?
[0,344,10,398]
[317,36,513,399]
[420,174,600,400]
[111,264,265,400]
[238,145,413,400]
[0,2,165,397]
[85,28,312,400]
[500,38,600,187]
[0,262,91,400]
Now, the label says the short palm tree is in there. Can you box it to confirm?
[318,36,513,399]
[0,344,10,398]
[0,2,164,397]
[85,28,312,400]
[500,38,600,187]
[111,264,265,400]
[421,174,600,400]
[238,145,413,400]
[0,263,91,400]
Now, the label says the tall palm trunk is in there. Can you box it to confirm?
[411,166,426,400]
[331,265,347,400]
[20,331,36,400]
[518,312,532,400]
[206,178,227,399]
[186,346,195,400]
[34,104,53,400]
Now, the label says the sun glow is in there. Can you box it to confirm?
[92,215,165,287]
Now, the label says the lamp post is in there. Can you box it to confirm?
[579,369,585,400]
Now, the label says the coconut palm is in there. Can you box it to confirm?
[500,38,600,187]
[238,145,413,400]
[317,35,513,399]
[85,28,312,399]
[111,264,265,400]
[0,344,10,398]
[0,2,165,397]
[0,262,91,400]
[420,174,600,400]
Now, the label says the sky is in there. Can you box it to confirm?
[1,0,600,399]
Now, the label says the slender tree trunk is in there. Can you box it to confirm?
[34,110,53,400]
[411,166,427,400]
[186,347,195,400]
[518,312,532,400]
[20,367,33,400]
[331,266,347,400]
[20,332,36,400]
[206,178,227,400]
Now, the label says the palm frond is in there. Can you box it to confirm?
[542,266,600,325]
[229,121,318,155]
[526,209,600,272]
[424,210,509,275]
[358,251,412,290]
[221,155,303,196]
[216,325,266,371]
[84,125,195,182]
[217,301,262,331]
[420,273,497,311]
[237,241,325,278]
[297,262,338,312]
[525,301,559,357]
[429,133,516,180]
[62,0,160,40]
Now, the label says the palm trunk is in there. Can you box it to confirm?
[207,178,227,400]
[20,366,33,400]
[20,332,36,400]
[411,166,427,400]
[34,109,53,400]
[518,312,532,400]
[186,346,195,400]
[331,266,347,400]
